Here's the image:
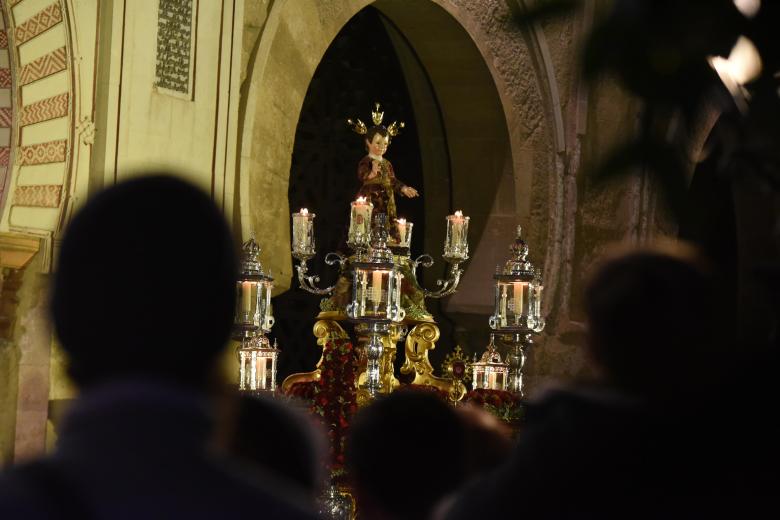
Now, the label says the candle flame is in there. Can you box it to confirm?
[708,36,762,112]
[356,196,367,204]
[454,210,463,217]
[733,0,760,18]
[299,208,309,215]
[709,36,762,86]
[396,218,406,224]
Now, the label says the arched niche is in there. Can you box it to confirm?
[238,0,549,309]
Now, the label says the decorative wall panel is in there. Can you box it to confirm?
[14,3,62,46]
[12,184,61,207]
[18,46,66,85]
[0,107,10,127]
[18,92,67,126]
[18,139,65,165]
[155,0,197,99]
[0,9,10,207]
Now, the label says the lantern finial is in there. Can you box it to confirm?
[241,237,272,281]
[503,224,533,277]
[367,213,393,263]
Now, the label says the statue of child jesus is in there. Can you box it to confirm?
[356,126,419,231]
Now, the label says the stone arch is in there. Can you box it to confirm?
[0,0,78,463]
[239,0,561,304]
[0,8,14,212]
[0,0,77,271]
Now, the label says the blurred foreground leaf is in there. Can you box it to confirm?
[505,0,580,26]
[589,138,688,220]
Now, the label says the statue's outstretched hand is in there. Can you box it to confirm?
[401,186,419,198]
[366,160,381,179]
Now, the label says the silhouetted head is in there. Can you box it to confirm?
[346,391,466,520]
[51,175,237,390]
[228,395,326,499]
[584,246,721,398]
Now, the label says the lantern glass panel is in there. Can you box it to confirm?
[235,279,275,331]
[498,280,531,327]
[236,280,259,327]
[365,269,390,316]
[257,279,274,331]
[238,348,278,392]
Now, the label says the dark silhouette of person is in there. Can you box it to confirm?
[443,247,772,519]
[222,394,327,501]
[0,175,315,519]
[346,391,467,520]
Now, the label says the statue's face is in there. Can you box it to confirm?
[367,134,389,156]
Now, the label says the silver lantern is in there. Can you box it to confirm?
[234,237,279,393]
[488,226,545,396]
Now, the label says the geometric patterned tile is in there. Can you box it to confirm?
[19,47,67,85]
[0,68,11,87]
[0,107,11,127]
[0,147,9,167]
[13,184,62,208]
[0,30,7,50]
[19,92,68,126]
[14,3,62,46]
[18,139,66,165]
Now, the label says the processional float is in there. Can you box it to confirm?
[231,103,547,519]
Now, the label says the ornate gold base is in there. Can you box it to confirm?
[282,318,465,403]
[401,322,466,402]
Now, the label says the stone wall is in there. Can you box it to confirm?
[0,0,243,464]
[234,0,661,391]
[0,0,676,463]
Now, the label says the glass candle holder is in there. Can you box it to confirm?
[393,218,413,248]
[234,237,275,334]
[444,211,470,261]
[237,337,279,392]
[235,277,275,332]
[470,337,509,391]
[292,208,315,259]
[347,262,405,322]
[489,226,545,334]
[495,279,529,328]
[347,197,373,250]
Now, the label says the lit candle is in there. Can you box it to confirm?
[256,356,267,390]
[488,371,498,389]
[241,281,253,321]
[371,270,383,306]
[396,218,407,245]
[512,282,524,323]
[445,210,470,259]
[292,208,315,255]
[349,197,373,248]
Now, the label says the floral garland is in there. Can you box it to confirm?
[285,338,359,480]
[462,388,524,424]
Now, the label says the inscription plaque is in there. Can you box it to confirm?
[155,0,197,99]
